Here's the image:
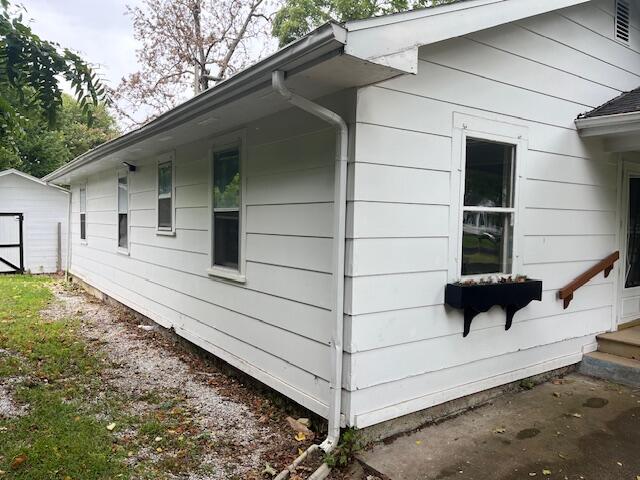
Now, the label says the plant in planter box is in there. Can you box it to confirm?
[445,275,542,337]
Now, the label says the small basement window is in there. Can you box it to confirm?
[616,0,631,43]
[79,186,87,241]
[212,147,241,271]
[157,159,173,231]
[461,138,516,276]
[117,171,129,250]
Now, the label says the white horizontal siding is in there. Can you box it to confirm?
[68,93,353,418]
[346,1,627,428]
[0,174,68,273]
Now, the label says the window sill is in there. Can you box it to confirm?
[156,230,176,237]
[206,267,246,284]
[116,248,130,256]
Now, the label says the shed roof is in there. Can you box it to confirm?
[0,169,69,193]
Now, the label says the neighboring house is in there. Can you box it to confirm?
[0,169,68,274]
[44,0,640,440]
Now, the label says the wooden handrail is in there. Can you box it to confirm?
[558,251,619,309]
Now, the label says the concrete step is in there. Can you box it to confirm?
[579,351,640,387]
[597,326,640,361]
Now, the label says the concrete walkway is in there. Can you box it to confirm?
[357,374,640,480]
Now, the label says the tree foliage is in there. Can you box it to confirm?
[113,0,277,129]
[0,93,118,178]
[272,0,457,45]
[0,1,108,147]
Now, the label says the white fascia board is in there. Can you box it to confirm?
[575,111,640,137]
[344,0,592,73]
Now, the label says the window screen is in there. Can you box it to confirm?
[118,173,128,249]
[158,161,173,230]
[79,187,87,240]
[462,139,516,276]
[212,148,240,269]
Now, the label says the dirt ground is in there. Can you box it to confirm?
[357,374,640,480]
[41,280,322,479]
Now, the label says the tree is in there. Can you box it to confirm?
[113,0,277,129]
[272,0,457,46]
[0,93,118,178]
[0,1,108,150]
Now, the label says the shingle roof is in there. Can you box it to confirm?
[579,86,640,119]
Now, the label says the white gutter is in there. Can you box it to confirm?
[43,22,346,184]
[575,111,640,137]
[271,70,348,478]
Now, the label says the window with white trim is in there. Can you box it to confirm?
[79,187,87,241]
[461,138,516,276]
[117,171,129,250]
[212,146,241,270]
[157,159,173,231]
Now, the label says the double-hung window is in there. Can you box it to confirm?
[157,158,173,232]
[79,187,87,241]
[117,171,129,250]
[461,138,516,276]
[212,147,241,271]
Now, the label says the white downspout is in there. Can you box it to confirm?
[65,189,72,282]
[272,70,348,470]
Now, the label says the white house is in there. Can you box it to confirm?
[44,0,640,448]
[0,169,68,274]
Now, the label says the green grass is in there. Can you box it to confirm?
[0,275,127,479]
[0,276,224,480]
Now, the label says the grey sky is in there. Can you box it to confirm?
[22,0,141,91]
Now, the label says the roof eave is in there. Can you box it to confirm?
[575,111,640,137]
[44,22,347,183]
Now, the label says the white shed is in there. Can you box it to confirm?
[0,169,68,274]
[42,0,640,446]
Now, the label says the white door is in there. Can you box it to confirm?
[620,164,640,324]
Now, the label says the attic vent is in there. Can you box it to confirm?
[616,0,631,42]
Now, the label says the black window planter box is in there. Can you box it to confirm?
[445,280,543,337]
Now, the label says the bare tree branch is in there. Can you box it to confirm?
[113,0,278,130]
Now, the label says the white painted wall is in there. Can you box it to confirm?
[344,0,631,428]
[68,92,354,418]
[0,172,68,274]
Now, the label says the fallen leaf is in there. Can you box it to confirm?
[493,427,506,434]
[529,473,537,477]
[553,392,561,398]
[154,437,162,442]
[156,447,163,453]
[294,432,306,442]
[297,418,311,427]
[571,413,582,418]
[10,454,27,470]
[106,423,116,431]
[558,453,568,460]
[415,440,422,445]
[617,462,623,467]
[263,463,277,477]
[542,469,551,476]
